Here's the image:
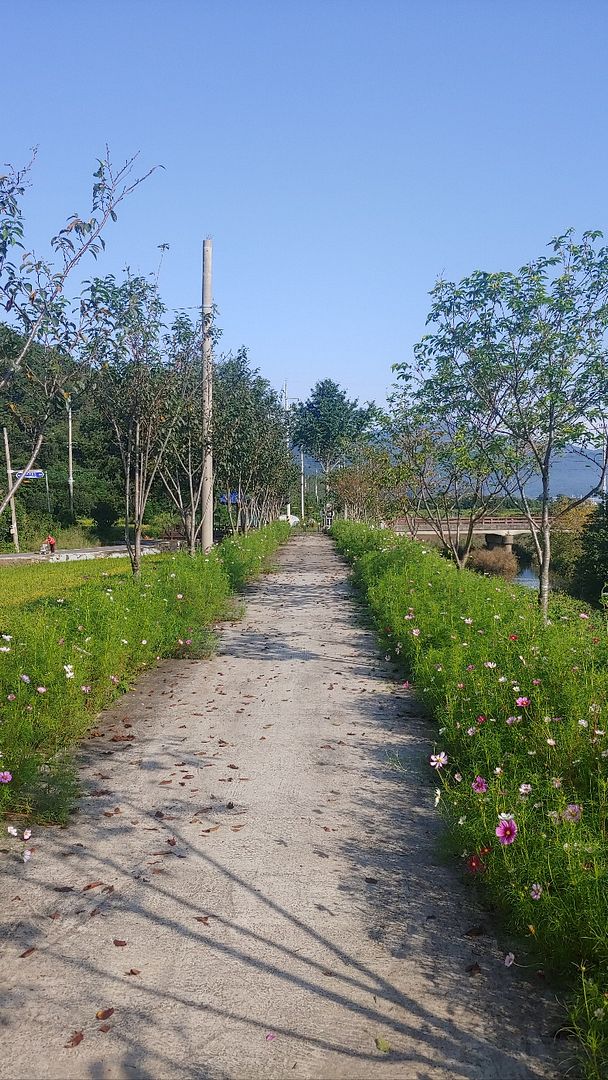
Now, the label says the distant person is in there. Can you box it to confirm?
[45,533,56,554]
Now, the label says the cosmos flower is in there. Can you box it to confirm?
[496,815,518,845]
[430,751,448,769]
[472,776,488,793]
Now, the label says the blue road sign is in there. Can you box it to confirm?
[14,470,45,480]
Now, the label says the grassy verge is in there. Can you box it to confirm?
[332,520,608,1079]
[0,522,290,823]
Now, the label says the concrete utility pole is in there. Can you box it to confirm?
[3,427,19,552]
[283,382,291,520]
[67,396,74,519]
[201,238,214,553]
[300,450,305,521]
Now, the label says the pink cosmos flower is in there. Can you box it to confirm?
[466,664,475,672]
[519,783,532,796]
[530,883,543,900]
[467,727,476,736]
[110,675,119,685]
[411,628,420,637]
[579,613,590,619]
[7,694,15,702]
[20,674,30,684]
[0,772,12,783]
[402,681,412,689]
[496,815,518,845]
[456,682,464,689]
[80,685,91,694]
[504,952,515,967]
[23,828,31,841]
[562,804,582,823]
[36,686,47,694]
[516,696,530,708]
[430,751,448,769]
[454,772,462,782]
[472,776,488,793]
[532,679,541,686]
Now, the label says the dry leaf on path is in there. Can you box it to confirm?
[96,1009,114,1020]
[113,939,127,947]
[65,1031,84,1048]
[19,947,36,958]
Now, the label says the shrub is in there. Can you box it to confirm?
[467,546,518,577]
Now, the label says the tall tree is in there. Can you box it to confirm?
[396,230,608,617]
[84,274,193,577]
[290,379,378,475]
[0,150,154,517]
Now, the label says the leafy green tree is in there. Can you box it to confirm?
[290,379,378,475]
[396,230,608,617]
[84,274,194,576]
[0,151,153,518]
[213,350,296,532]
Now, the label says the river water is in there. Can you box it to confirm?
[514,565,540,589]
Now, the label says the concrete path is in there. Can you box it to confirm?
[0,535,562,1079]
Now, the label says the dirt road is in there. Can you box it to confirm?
[0,534,561,1079]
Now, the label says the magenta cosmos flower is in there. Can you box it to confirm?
[0,771,12,783]
[516,696,531,707]
[472,776,488,793]
[495,815,518,844]
[530,883,543,900]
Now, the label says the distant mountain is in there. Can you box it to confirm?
[526,450,603,498]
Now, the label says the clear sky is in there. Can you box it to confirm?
[4,0,608,406]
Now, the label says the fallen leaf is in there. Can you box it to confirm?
[125,968,141,976]
[319,744,335,750]
[364,876,378,884]
[54,885,74,893]
[101,885,115,894]
[465,962,482,976]
[166,837,177,847]
[113,939,127,947]
[375,1037,391,1054]
[201,826,220,833]
[96,1008,114,1020]
[48,911,61,920]
[110,734,135,742]
[227,763,239,770]
[19,947,36,958]
[231,825,245,832]
[98,1023,112,1033]
[194,916,210,924]
[82,882,104,892]
[463,926,486,938]
[321,969,336,976]
[65,1031,84,1048]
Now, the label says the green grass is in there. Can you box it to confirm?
[0,522,290,824]
[332,520,608,1080]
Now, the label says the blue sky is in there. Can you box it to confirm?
[4,0,608,405]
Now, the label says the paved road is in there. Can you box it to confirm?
[0,535,562,1079]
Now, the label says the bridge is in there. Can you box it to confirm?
[393,516,541,551]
